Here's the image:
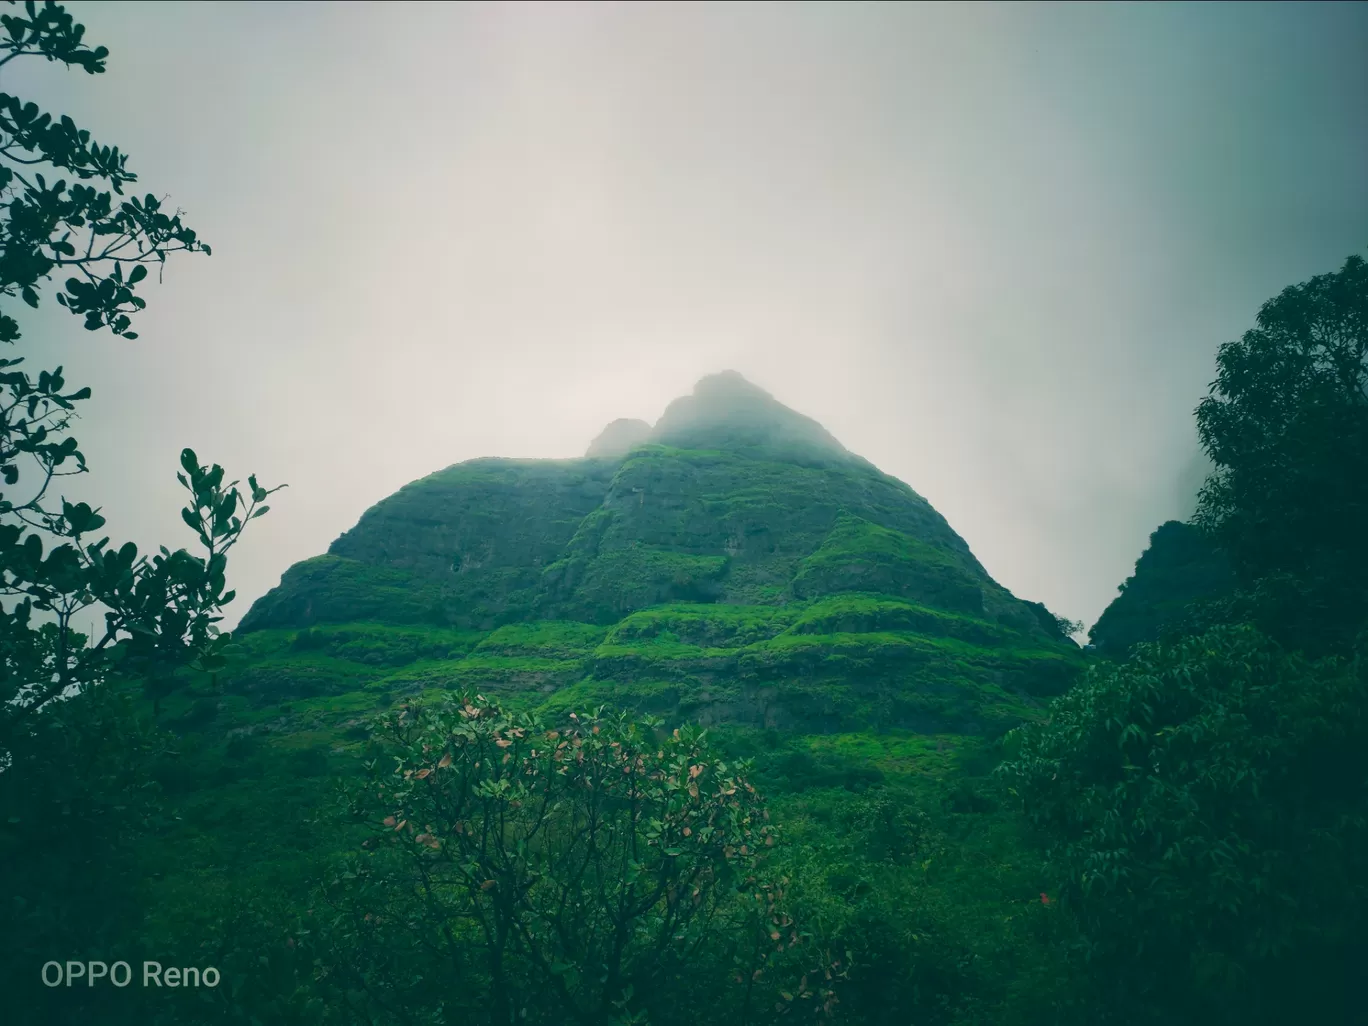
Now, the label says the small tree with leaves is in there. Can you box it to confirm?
[310,695,843,1026]
[0,1,209,343]
[0,0,282,730]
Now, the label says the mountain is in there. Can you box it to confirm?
[232,373,1082,733]
[648,369,849,458]
[586,418,651,458]
[1088,520,1235,655]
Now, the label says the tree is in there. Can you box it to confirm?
[999,253,1368,1025]
[1194,252,1368,654]
[1053,614,1084,640]
[0,2,279,1016]
[0,1,209,344]
[0,0,283,733]
[312,695,838,1026]
[998,627,1368,1026]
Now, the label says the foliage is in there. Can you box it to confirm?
[0,0,282,726]
[0,4,277,1021]
[999,626,1368,1024]
[310,694,835,1025]
[790,514,988,615]
[1,408,281,724]
[237,554,447,632]
[8,13,1362,1025]
[1087,521,1234,656]
[474,619,607,657]
[1194,252,1368,653]
[225,589,1083,733]
[998,251,1368,1026]
[1051,615,1083,639]
[0,674,170,1019]
[0,0,211,344]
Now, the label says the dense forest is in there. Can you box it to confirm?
[2,5,1366,1025]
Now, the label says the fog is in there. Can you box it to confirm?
[11,1,1368,631]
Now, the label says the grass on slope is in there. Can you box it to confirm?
[214,595,1081,733]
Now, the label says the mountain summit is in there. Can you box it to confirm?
[586,418,651,459]
[649,371,849,458]
[583,372,849,462]
[237,373,1081,732]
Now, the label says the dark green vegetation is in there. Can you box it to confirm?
[1002,250,1368,1026]
[0,2,279,1020]
[1003,626,1368,1026]
[1087,520,1233,656]
[4,6,1367,1026]
[1193,252,1368,655]
[228,592,1073,736]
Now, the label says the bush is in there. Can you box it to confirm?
[999,626,1368,1025]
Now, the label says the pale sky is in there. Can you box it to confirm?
[11,1,1368,632]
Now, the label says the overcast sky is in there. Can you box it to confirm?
[12,1,1368,632]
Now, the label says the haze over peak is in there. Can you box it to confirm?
[584,371,850,460]
[586,418,652,459]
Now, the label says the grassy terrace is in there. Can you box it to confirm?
[208,594,1080,735]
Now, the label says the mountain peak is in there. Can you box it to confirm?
[586,418,652,458]
[691,369,773,400]
[650,371,848,457]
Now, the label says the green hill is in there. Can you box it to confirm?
[233,372,1082,732]
[1088,520,1235,656]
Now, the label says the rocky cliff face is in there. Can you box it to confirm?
[236,372,1081,731]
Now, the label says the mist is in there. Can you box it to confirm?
[12,0,1367,631]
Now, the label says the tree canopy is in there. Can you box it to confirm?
[1195,252,1368,653]
[1002,252,1368,1024]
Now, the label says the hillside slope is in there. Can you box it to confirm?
[1088,520,1235,656]
[234,372,1081,732]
